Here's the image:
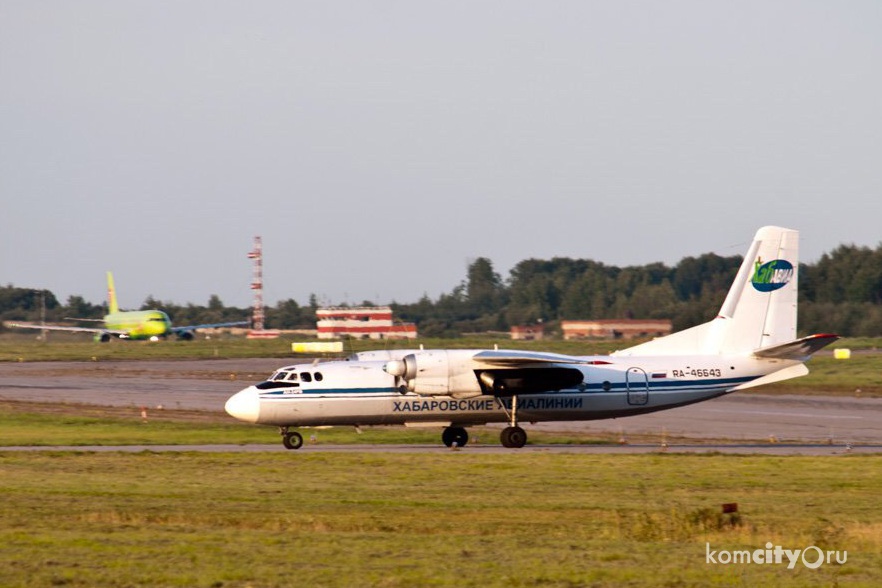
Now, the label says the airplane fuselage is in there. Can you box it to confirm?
[226,352,795,430]
[103,310,172,340]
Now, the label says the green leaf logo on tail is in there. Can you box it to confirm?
[751,258,794,292]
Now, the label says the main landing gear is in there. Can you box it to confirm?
[440,399,528,449]
[442,426,469,448]
[280,426,303,450]
[500,395,527,448]
[501,425,527,448]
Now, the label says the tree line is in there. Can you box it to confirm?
[2,243,881,337]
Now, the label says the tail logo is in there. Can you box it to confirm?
[751,258,794,292]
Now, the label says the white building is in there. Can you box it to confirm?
[316,306,417,340]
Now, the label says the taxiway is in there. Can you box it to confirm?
[1,358,880,448]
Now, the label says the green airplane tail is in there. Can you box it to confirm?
[106,271,119,314]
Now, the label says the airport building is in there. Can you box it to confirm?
[510,324,545,341]
[316,306,418,340]
[561,319,672,340]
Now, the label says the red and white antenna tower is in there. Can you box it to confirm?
[247,236,265,332]
[246,236,280,339]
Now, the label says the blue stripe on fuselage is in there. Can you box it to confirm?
[582,376,753,393]
[257,376,754,401]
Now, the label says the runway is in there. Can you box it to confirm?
[2,359,881,451]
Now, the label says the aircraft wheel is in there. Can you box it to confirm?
[282,431,303,450]
[441,426,469,448]
[500,426,527,449]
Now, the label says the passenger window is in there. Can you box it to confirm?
[301,373,312,383]
[314,372,323,382]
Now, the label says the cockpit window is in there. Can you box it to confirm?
[286,372,299,381]
[301,372,312,383]
[270,371,287,381]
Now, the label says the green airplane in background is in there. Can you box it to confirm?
[10,272,248,342]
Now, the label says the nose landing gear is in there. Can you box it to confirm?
[441,426,469,448]
[280,427,303,450]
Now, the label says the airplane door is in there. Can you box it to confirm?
[626,368,649,405]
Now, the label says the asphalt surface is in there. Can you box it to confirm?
[2,358,881,453]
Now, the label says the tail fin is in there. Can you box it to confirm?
[613,226,799,357]
[106,271,119,314]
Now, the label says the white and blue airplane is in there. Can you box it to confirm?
[225,226,838,449]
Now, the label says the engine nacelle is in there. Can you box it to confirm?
[384,357,418,380]
[384,350,483,399]
[476,367,584,396]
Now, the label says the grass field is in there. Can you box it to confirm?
[1,335,879,586]
[3,332,879,360]
[0,334,632,363]
[0,451,879,587]
[0,401,678,448]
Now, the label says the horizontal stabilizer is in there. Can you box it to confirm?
[732,363,809,391]
[752,333,840,361]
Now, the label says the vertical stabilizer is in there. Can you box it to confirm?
[106,271,119,314]
[714,226,798,353]
[613,226,799,357]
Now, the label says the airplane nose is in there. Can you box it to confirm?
[225,387,261,423]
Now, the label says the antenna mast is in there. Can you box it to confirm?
[246,236,281,339]
[247,236,265,331]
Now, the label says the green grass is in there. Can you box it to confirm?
[0,397,878,586]
[765,354,882,396]
[0,452,878,587]
[6,332,865,363]
[0,402,649,447]
[0,334,297,362]
[0,406,259,446]
[0,332,631,362]
[4,332,880,363]
[0,401,444,446]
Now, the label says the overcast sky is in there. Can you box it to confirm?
[2,1,880,310]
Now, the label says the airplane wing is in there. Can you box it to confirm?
[170,321,249,336]
[471,350,588,395]
[5,322,126,336]
[471,349,590,366]
[752,333,840,361]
